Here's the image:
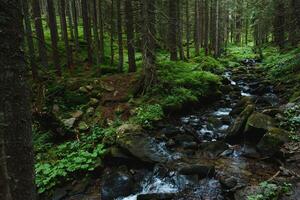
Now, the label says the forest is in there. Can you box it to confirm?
[0,0,300,199]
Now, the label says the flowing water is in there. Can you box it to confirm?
[116,64,280,200]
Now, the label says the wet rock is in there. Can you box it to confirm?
[161,126,181,137]
[137,193,176,200]
[198,141,228,157]
[166,139,176,148]
[226,105,255,143]
[69,178,90,196]
[173,134,195,145]
[105,146,134,163]
[230,96,255,116]
[182,142,198,150]
[78,121,89,131]
[260,93,279,106]
[208,117,222,128]
[244,112,276,144]
[117,131,172,163]
[101,169,134,200]
[242,145,261,159]
[220,176,238,189]
[63,118,76,129]
[257,127,290,156]
[52,188,68,200]
[178,165,215,178]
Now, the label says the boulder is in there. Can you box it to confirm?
[78,86,89,93]
[63,118,76,129]
[230,96,255,116]
[198,141,228,157]
[226,104,255,143]
[178,165,215,178]
[101,169,134,200]
[244,112,276,144]
[116,125,172,163]
[257,127,290,156]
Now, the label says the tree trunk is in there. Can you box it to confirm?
[186,0,190,59]
[204,0,209,55]
[66,0,75,42]
[194,0,200,56]
[92,0,101,66]
[81,0,93,66]
[47,0,61,76]
[0,1,36,199]
[117,0,124,72]
[98,0,105,63]
[168,0,178,60]
[22,0,39,80]
[60,0,73,69]
[32,0,48,68]
[125,0,137,72]
[274,0,285,49]
[214,0,219,57]
[177,0,185,60]
[139,0,157,94]
[110,0,115,65]
[71,0,79,51]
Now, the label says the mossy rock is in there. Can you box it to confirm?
[64,91,89,106]
[226,104,255,143]
[244,112,276,144]
[257,127,290,156]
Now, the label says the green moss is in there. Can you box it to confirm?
[63,91,89,106]
[194,56,225,74]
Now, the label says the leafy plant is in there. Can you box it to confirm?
[35,126,108,193]
[247,182,292,200]
[132,104,164,127]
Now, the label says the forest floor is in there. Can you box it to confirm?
[34,46,300,200]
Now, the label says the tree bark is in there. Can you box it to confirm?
[194,0,200,56]
[98,0,105,63]
[186,0,190,59]
[0,1,36,199]
[81,0,93,66]
[22,0,39,80]
[71,0,79,51]
[274,0,285,49]
[168,0,178,60]
[92,0,101,66]
[47,0,61,76]
[117,0,124,72]
[60,0,73,69]
[139,0,157,94]
[125,0,137,72]
[32,0,48,68]
[110,0,115,65]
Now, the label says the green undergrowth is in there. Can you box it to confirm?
[142,60,221,113]
[262,46,300,101]
[224,45,259,63]
[247,182,292,200]
[34,126,114,193]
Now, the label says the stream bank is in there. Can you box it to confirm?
[51,60,300,200]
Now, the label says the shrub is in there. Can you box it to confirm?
[194,56,225,73]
